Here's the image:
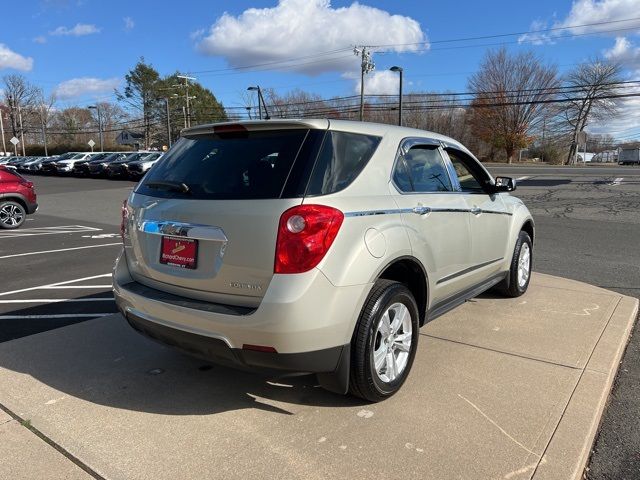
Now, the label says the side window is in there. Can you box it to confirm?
[446,149,485,192]
[393,146,453,193]
[305,131,381,196]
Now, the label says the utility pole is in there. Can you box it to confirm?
[18,105,25,156]
[541,117,546,163]
[176,75,196,128]
[165,98,172,148]
[88,105,104,152]
[0,111,6,156]
[354,46,375,121]
[40,106,48,157]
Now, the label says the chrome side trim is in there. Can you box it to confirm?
[344,207,470,217]
[436,257,504,285]
[480,210,512,216]
[344,208,411,217]
[139,220,228,243]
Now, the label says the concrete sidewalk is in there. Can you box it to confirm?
[0,273,636,480]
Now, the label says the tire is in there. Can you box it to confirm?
[0,201,26,229]
[496,231,532,297]
[349,279,419,402]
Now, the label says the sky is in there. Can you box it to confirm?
[1,0,640,141]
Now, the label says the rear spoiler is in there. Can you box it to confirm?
[183,119,330,137]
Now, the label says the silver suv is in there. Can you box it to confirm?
[113,120,534,402]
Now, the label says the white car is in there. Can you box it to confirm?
[114,120,534,401]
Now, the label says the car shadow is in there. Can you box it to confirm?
[0,308,367,416]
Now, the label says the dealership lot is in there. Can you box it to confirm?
[0,167,638,480]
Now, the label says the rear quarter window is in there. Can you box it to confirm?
[305,131,381,196]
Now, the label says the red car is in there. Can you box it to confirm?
[0,166,38,229]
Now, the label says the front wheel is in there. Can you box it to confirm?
[496,231,533,297]
[349,280,419,402]
[0,201,26,229]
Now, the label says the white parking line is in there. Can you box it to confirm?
[0,298,113,304]
[0,273,111,297]
[42,285,112,289]
[0,243,121,260]
[0,313,113,320]
[517,176,530,181]
[0,225,102,239]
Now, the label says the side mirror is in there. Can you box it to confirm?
[493,176,516,192]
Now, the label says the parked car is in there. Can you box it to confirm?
[124,152,164,180]
[113,120,534,402]
[0,165,37,229]
[87,152,130,177]
[54,152,100,174]
[71,152,113,176]
[105,152,156,178]
[40,152,85,174]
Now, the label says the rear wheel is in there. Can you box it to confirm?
[0,201,26,229]
[496,231,532,297]
[349,280,419,402]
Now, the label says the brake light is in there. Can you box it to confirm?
[275,204,344,274]
[120,199,128,241]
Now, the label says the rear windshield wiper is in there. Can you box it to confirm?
[145,180,191,194]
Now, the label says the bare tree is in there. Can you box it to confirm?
[468,48,559,163]
[560,59,623,164]
[2,74,40,154]
[32,91,57,156]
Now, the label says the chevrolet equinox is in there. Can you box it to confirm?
[113,119,534,402]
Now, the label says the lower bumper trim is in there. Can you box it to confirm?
[125,311,347,375]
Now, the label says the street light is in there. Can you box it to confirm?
[247,86,270,120]
[88,105,104,152]
[390,66,403,127]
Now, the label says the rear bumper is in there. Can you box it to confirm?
[113,251,371,375]
[125,310,347,374]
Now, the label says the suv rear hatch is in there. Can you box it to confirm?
[124,122,328,308]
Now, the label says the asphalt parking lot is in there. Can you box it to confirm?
[0,165,638,479]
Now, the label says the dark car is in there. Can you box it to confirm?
[105,152,154,178]
[87,152,130,177]
[125,153,163,180]
[72,152,113,176]
[0,165,37,229]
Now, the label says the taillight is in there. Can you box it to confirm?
[275,204,344,274]
[120,199,128,241]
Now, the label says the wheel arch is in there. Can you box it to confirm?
[375,256,429,326]
[521,219,535,245]
[0,195,27,212]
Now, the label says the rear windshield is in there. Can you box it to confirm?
[137,129,309,200]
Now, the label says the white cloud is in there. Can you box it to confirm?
[0,44,34,71]
[33,36,47,44]
[604,36,640,68]
[556,0,640,34]
[54,77,120,99]
[520,1,640,45]
[50,23,100,36]
[123,17,134,31]
[197,0,426,75]
[351,70,401,95]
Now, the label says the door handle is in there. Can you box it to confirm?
[470,206,482,215]
[412,206,431,215]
